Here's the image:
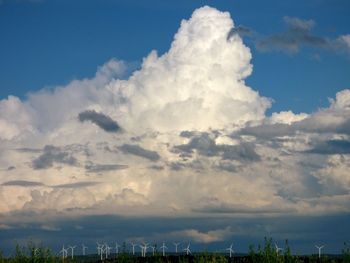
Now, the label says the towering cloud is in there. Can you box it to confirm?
[111,6,271,132]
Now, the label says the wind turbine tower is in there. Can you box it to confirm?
[315,245,324,259]
[82,244,88,256]
[115,242,121,255]
[183,243,191,255]
[226,243,234,258]
[173,242,181,254]
[97,242,105,261]
[139,244,145,257]
[131,242,137,256]
[105,243,112,259]
[143,243,149,257]
[59,245,68,260]
[68,245,76,259]
[275,243,283,255]
[160,242,168,256]
[96,243,100,255]
[151,246,156,256]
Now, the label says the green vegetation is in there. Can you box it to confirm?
[0,239,349,263]
[342,242,350,263]
[0,241,60,263]
[249,238,302,263]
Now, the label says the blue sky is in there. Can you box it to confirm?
[1,0,349,112]
[0,0,350,256]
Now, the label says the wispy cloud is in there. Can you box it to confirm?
[227,25,253,40]
[1,180,100,189]
[256,16,329,53]
[15,148,42,153]
[193,203,295,214]
[85,162,128,173]
[232,16,350,55]
[53,181,100,189]
[118,144,160,161]
[1,180,45,187]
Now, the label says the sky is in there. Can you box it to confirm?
[0,0,350,256]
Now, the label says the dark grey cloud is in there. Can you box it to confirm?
[221,143,260,161]
[227,25,253,41]
[32,145,77,170]
[168,159,205,172]
[296,116,350,135]
[179,130,196,138]
[238,115,350,143]
[1,180,45,187]
[174,133,217,156]
[226,17,350,55]
[173,133,260,162]
[118,144,160,161]
[53,181,100,189]
[214,162,237,173]
[256,16,328,53]
[336,119,350,134]
[1,179,99,189]
[62,144,92,156]
[193,204,295,215]
[169,161,186,171]
[306,139,350,155]
[149,165,164,171]
[239,123,294,139]
[15,148,42,153]
[78,110,121,133]
[85,162,128,173]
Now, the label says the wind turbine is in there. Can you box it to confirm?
[183,243,191,255]
[160,242,168,256]
[131,242,137,256]
[139,244,146,257]
[226,243,234,258]
[173,242,181,254]
[59,245,68,260]
[82,244,88,256]
[97,242,104,261]
[115,242,121,255]
[151,245,156,256]
[315,245,324,258]
[143,243,149,257]
[33,248,39,258]
[275,243,283,255]
[105,243,112,259]
[68,245,76,259]
[96,242,102,255]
